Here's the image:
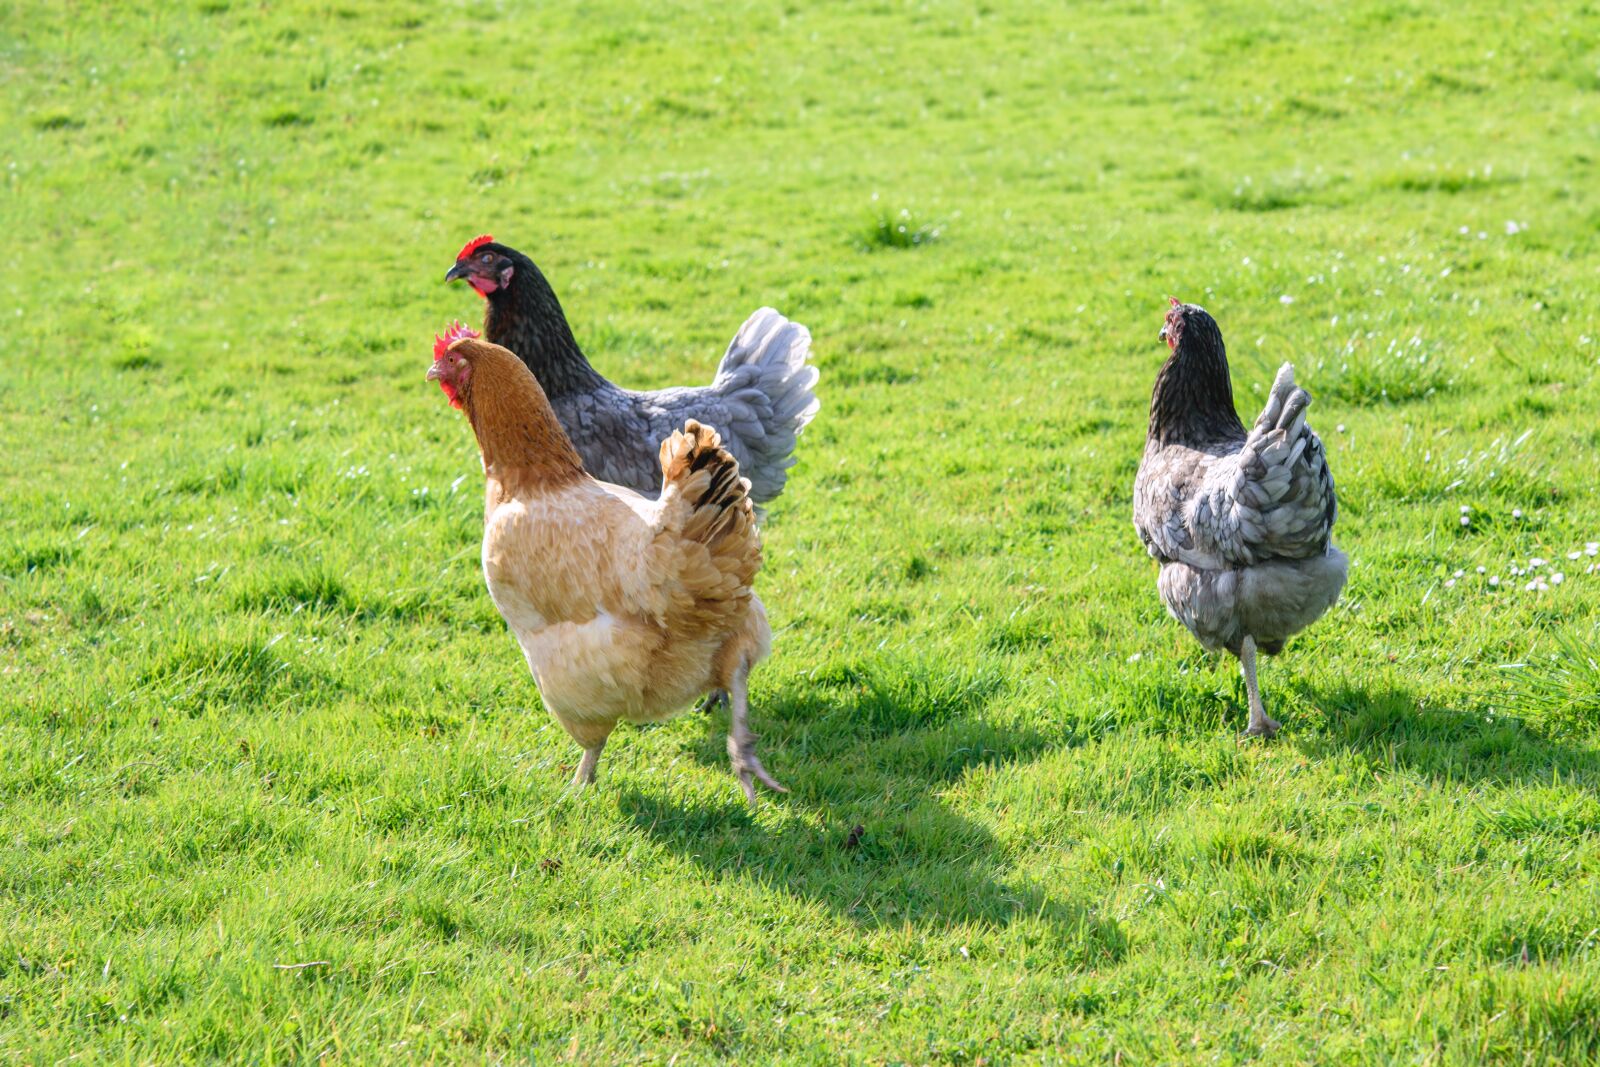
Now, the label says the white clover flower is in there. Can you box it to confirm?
[1445,579,1457,589]
[1476,566,1486,574]
[1459,505,1471,514]
[1552,572,1565,585]
[1489,576,1500,586]
[1459,226,1470,235]
[1336,423,1346,433]
[1280,294,1295,305]
[1505,220,1522,235]
[1586,543,1598,556]
[1568,551,1582,561]
[1529,557,1547,569]
[1453,570,1464,578]
[1513,509,1524,519]
[1460,516,1470,526]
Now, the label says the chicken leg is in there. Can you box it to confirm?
[573,740,607,786]
[726,661,786,803]
[1239,636,1281,738]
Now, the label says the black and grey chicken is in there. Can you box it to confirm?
[446,235,818,508]
[1133,299,1347,736]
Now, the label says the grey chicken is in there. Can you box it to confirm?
[1133,299,1347,737]
[445,235,819,507]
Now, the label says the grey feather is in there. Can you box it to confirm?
[541,309,818,506]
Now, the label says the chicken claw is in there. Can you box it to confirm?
[728,733,787,803]
[697,689,730,715]
[1242,715,1282,739]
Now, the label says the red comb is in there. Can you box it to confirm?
[433,320,480,360]
[1168,296,1181,308]
[456,234,495,261]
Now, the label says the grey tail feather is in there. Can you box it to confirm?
[1278,388,1312,433]
[1271,362,1297,395]
[1255,363,1306,434]
[1272,363,1312,432]
[712,308,820,506]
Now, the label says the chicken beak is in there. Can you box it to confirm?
[444,262,470,283]
[426,360,446,382]
[1158,324,1170,343]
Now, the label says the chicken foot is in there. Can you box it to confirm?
[1239,636,1281,739]
[696,690,730,715]
[726,662,786,803]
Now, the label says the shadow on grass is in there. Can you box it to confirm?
[619,656,1123,956]
[1295,684,1600,788]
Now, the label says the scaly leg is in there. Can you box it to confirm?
[726,661,786,803]
[573,739,607,787]
[1240,635,1281,738]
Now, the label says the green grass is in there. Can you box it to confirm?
[4,0,1600,1061]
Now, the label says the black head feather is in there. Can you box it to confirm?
[468,241,606,397]
[1147,302,1247,449]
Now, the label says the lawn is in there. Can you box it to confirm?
[3,0,1600,1061]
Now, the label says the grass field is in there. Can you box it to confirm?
[4,0,1600,1061]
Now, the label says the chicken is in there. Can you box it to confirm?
[1133,300,1347,737]
[445,235,819,508]
[427,321,785,801]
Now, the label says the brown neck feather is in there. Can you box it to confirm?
[456,342,587,496]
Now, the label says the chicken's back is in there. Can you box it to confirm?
[1135,364,1336,571]
[550,377,780,502]
[548,387,662,496]
[546,311,817,507]
[481,423,767,734]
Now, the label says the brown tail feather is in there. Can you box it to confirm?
[657,422,762,623]
[661,422,755,534]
